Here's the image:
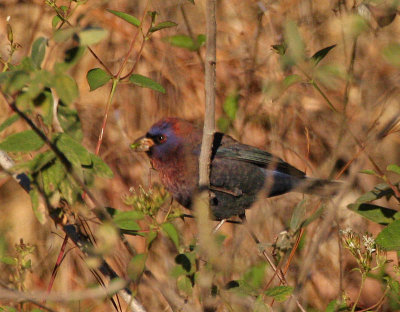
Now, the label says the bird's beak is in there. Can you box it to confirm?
[130,136,155,152]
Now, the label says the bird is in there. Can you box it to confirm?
[132,117,340,220]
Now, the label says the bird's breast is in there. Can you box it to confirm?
[152,158,198,209]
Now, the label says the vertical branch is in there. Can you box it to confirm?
[196,1,217,310]
[199,0,217,188]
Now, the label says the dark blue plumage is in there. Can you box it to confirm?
[133,117,338,220]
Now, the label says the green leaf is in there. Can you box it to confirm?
[30,186,46,224]
[52,15,62,30]
[0,256,17,265]
[387,164,400,175]
[360,169,378,175]
[254,295,270,312]
[376,219,400,251]
[186,0,195,4]
[217,117,230,133]
[161,222,180,249]
[272,43,287,56]
[348,203,400,225]
[325,299,347,312]
[164,35,194,50]
[177,276,193,296]
[197,34,206,46]
[53,28,76,43]
[78,28,108,46]
[354,183,395,203]
[34,90,53,126]
[42,160,65,196]
[113,211,142,231]
[0,114,19,133]
[0,306,17,312]
[223,93,239,120]
[57,106,83,141]
[59,176,78,204]
[146,230,158,248]
[163,34,205,51]
[28,151,56,173]
[87,68,111,91]
[175,253,193,273]
[91,154,114,178]
[55,133,91,166]
[283,74,302,89]
[290,200,306,232]
[243,263,266,290]
[265,285,293,302]
[54,74,79,105]
[129,74,165,93]
[150,21,177,33]
[56,46,86,71]
[383,43,400,67]
[0,130,44,152]
[284,21,305,62]
[107,9,141,27]
[311,44,336,66]
[127,253,147,281]
[31,37,47,69]
[2,70,30,94]
[325,300,337,312]
[22,259,32,269]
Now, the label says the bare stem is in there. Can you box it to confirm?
[95,78,119,155]
[199,0,217,188]
[351,273,366,312]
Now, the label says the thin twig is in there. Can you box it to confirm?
[45,235,69,299]
[241,216,306,312]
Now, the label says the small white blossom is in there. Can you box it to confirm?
[362,235,376,253]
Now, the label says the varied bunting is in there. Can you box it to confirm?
[132,117,339,220]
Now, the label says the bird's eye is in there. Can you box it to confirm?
[155,135,166,144]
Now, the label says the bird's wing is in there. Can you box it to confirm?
[212,133,306,178]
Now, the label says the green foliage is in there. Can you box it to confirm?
[129,74,166,93]
[31,37,47,69]
[311,45,336,66]
[217,92,239,132]
[376,220,400,250]
[348,202,400,225]
[383,43,400,67]
[0,115,19,133]
[107,9,141,27]
[226,263,267,297]
[265,285,293,302]
[282,20,305,66]
[163,34,205,51]
[78,28,108,46]
[349,165,400,252]
[161,222,180,249]
[0,239,35,291]
[0,130,44,152]
[149,21,177,33]
[87,68,111,91]
[54,73,79,105]
[127,253,147,281]
[112,210,143,232]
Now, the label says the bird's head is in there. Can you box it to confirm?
[131,117,200,163]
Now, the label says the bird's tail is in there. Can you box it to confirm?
[295,177,342,197]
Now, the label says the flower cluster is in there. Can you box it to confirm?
[340,228,387,274]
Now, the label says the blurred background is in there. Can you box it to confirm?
[0,0,400,311]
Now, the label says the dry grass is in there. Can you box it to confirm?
[0,0,399,311]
